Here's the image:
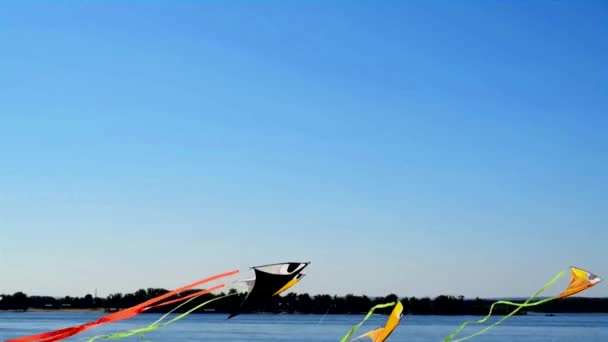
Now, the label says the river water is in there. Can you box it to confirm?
[1,312,607,341]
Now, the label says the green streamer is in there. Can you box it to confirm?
[86,291,246,341]
[443,269,567,342]
[339,302,397,342]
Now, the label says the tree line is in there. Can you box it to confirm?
[1,290,607,315]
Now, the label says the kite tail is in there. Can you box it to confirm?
[339,302,396,342]
[4,270,239,342]
[443,269,567,342]
[87,290,248,341]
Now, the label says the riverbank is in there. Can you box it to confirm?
[3,292,608,315]
[6,308,106,313]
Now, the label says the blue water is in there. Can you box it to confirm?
[1,312,607,341]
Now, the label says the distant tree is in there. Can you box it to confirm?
[384,294,398,302]
[282,293,297,313]
[106,293,123,309]
[81,294,94,308]
[312,294,332,314]
[13,292,29,311]
[297,293,313,313]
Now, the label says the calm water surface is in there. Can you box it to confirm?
[1,312,607,341]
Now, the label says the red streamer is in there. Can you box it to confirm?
[5,269,239,342]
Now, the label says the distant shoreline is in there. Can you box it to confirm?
[4,308,106,313]
[4,308,608,316]
[3,291,608,315]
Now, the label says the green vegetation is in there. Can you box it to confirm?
[1,290,607,314]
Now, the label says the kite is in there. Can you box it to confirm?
[85,261,310,341]
[350,301,404,342]
[339,301,403,342]
[443,266,602,342]
[4,269,239,342]
[228,261,309,318]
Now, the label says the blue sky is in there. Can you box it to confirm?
[1,1,607,299]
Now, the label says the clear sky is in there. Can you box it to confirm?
[1,1,607,299]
